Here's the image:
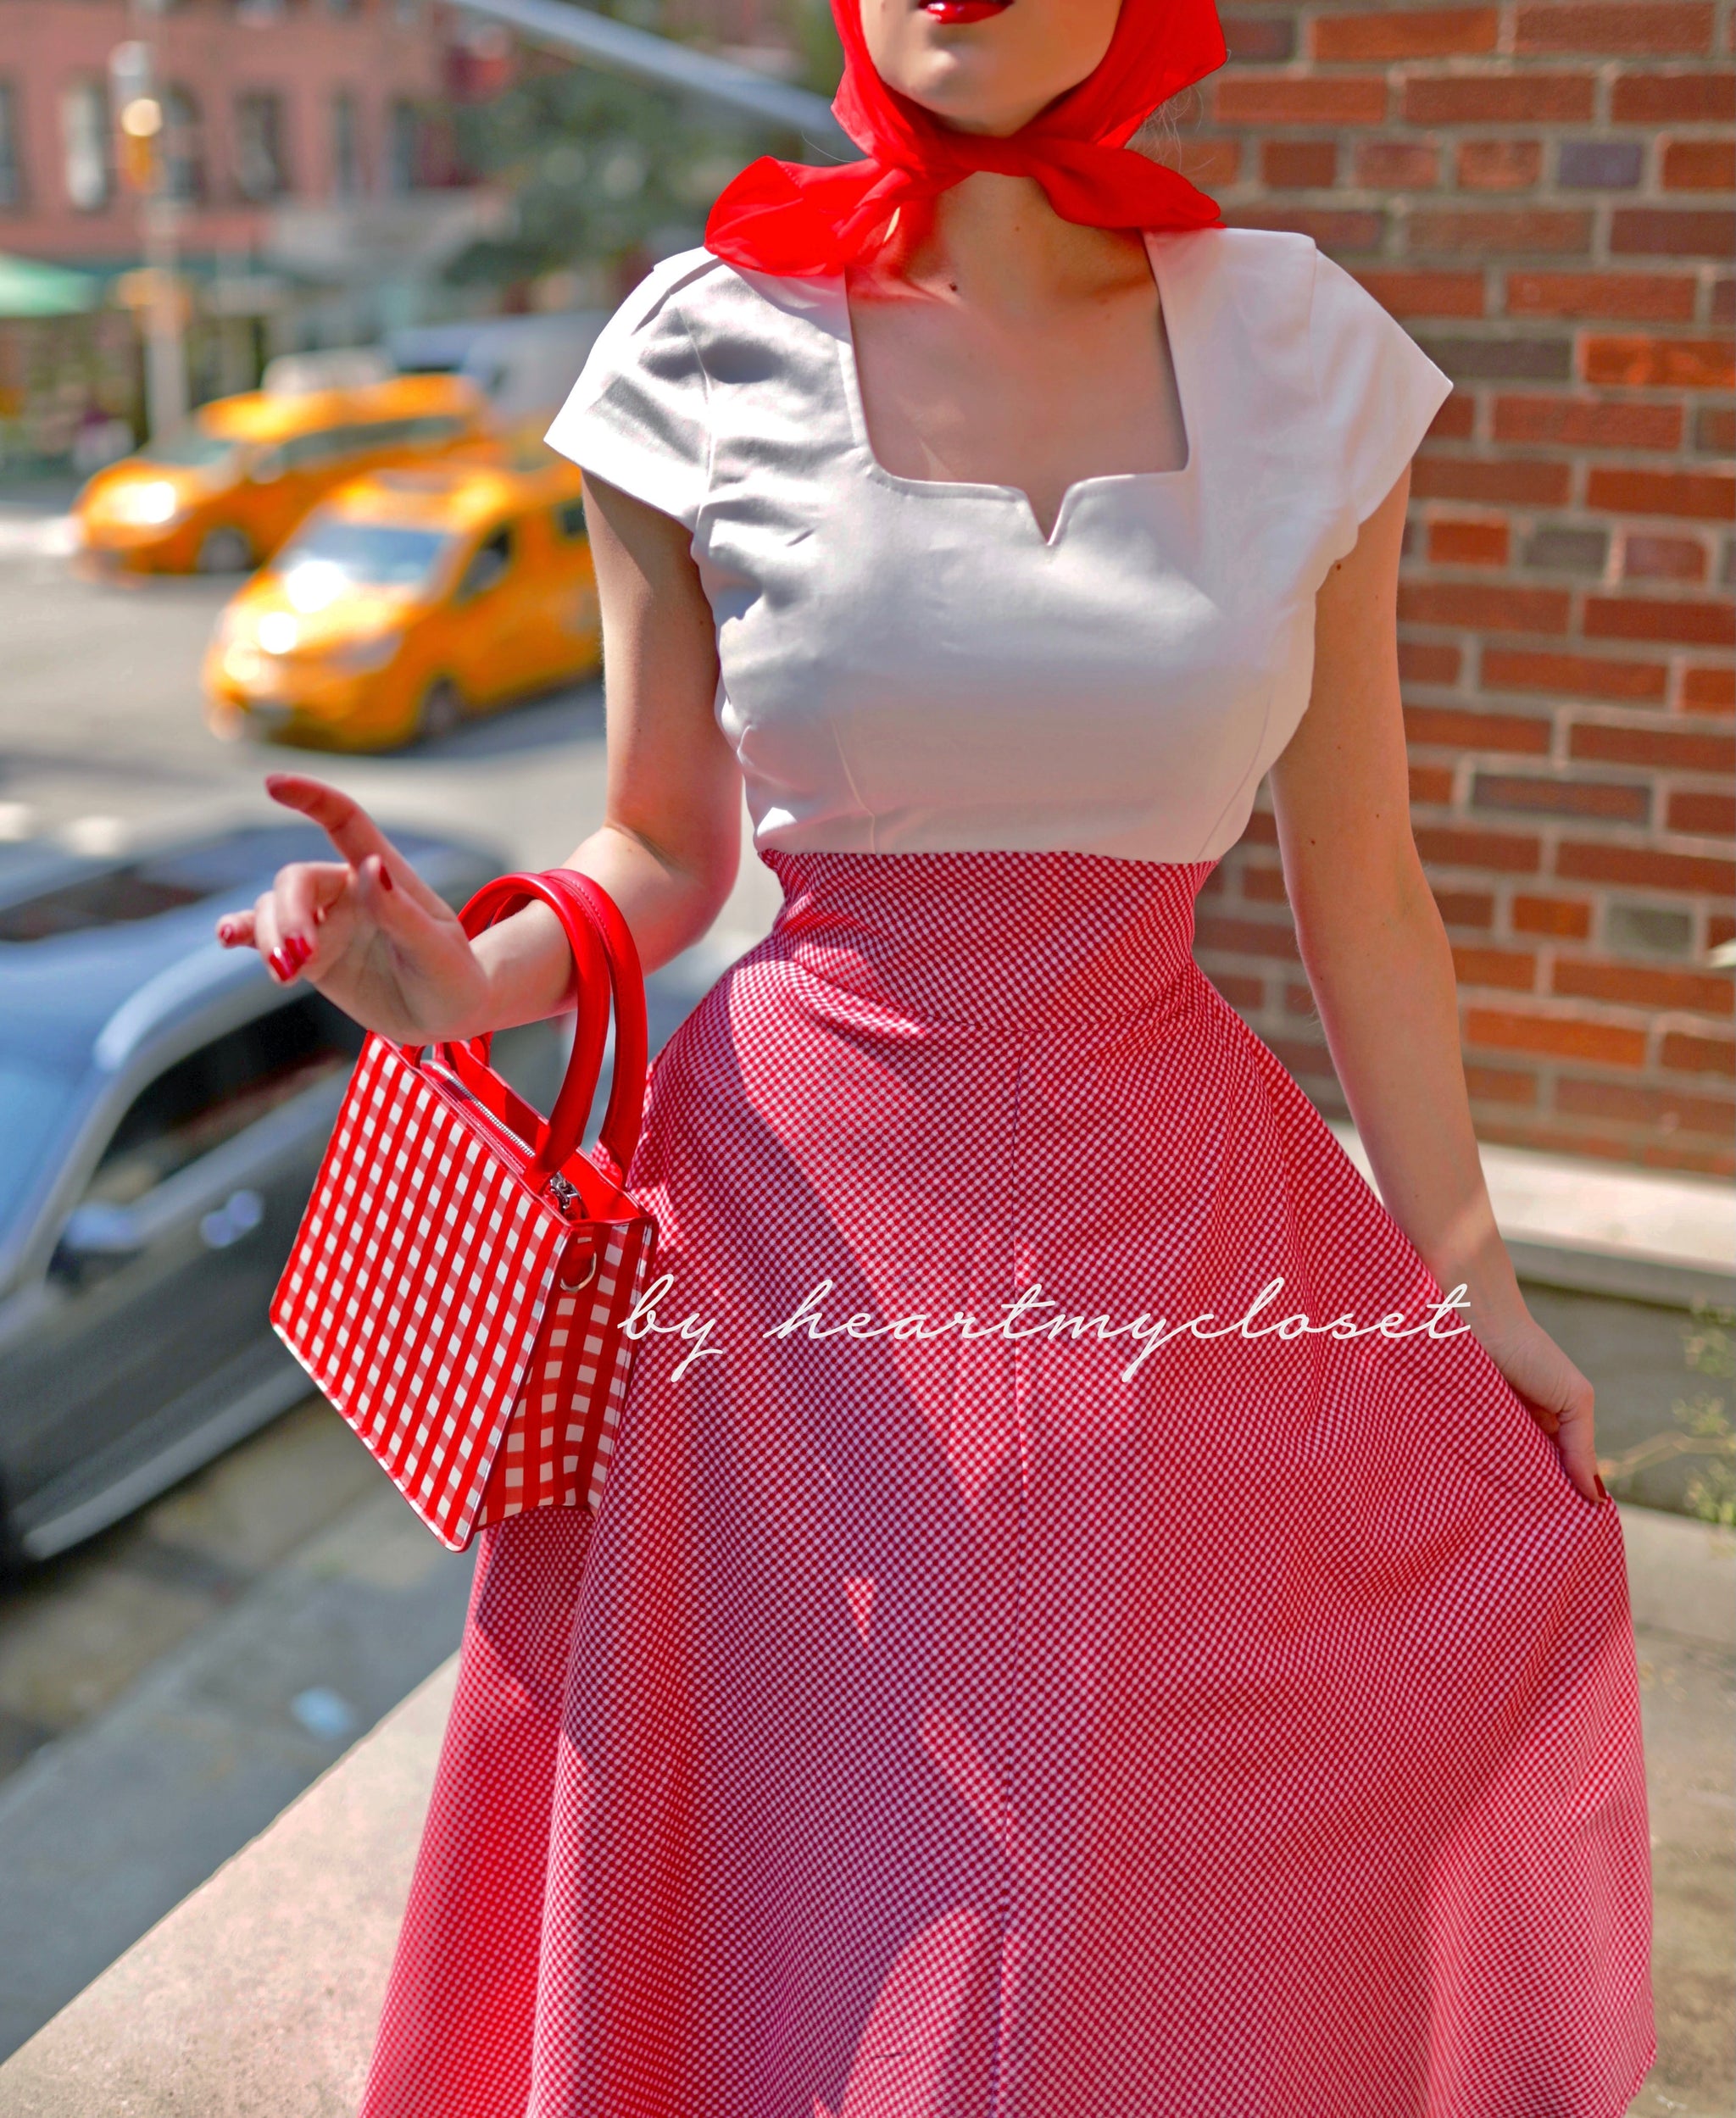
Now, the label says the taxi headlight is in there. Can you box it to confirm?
[223,642,266,685]
[106,479,184,528]
[324,631,403,675]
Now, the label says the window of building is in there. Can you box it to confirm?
[330,90,361,198]
[61,80,111,213]
[0,81,22,209]
[235,90,291,201]
[162,86,203,204]
[387,98,420,193]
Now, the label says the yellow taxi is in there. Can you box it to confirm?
[73,372,489,576]
[202,450,602,750]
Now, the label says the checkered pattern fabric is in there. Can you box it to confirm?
[271,1036,654,1552]
[360,851,1655,2117]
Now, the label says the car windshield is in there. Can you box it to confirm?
[276,517,451,592]
[136,425,239,470]
[0,1059,79,1247]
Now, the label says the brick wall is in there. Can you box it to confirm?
[1163,1,1734,1176]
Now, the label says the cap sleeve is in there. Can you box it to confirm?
[543,259,711,530]
[1308,250,1453,528]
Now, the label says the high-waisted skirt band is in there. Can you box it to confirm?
[361,848,1654,2118]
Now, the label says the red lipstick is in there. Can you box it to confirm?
[923,0,1011,22]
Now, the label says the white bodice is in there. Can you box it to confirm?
[544,227,1450,864]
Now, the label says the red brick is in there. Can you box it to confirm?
[1473,771,1650,820]
[1661,1031,1736,1076]
[1410,763,1457,803]
[1400,581,1570,632]
[1483,646,1668,699]
[1457,140,1544,192]
[1709,280,1735,325]
[1610,72,1735,124]
[1466,1064,1540,1104]
[1220,13,1296,60]
[1241,863,1290,903]
[1668,789,1736,834]
[1569,721,1736,770]
[1314,6,1498,58]
[1405,704,1552,749]
[1583,336,1736,389]
[1465,1008,1648,1066]
[1169,138,1243,188]
[1512,894,1593,937]
[1587,469,1736,520]
[1241,206,1391,251]
[1491,396,1683,448]
[1241,809,1280,847]
[1194,914,1301,959]
[1611,208,1736,257]
[1415,825,1544,871]
[1427,397,1477,441]
[1261,139,1338,189]
[1556,842,1736,892]
[1663,140,1736,191]
[1268,1038,1339,1083]
[1584,596,1735,646]
[1397,642,1465,686]
[1555,1076,1736,1130]
[1505,272,1697,321]
[1682,665,1736,710]
[1359,270,1485,318]
[1405,75,1596,125]
[1434,888,1498,928]
[1624,534,1708,581]
[1216,76,1388,126]
[1428,518,1511,564]
[1408,208,1591,254]
[1355,141,1442,189]
[1555,960,1734,1012]
[1694,406,1736,453]
[1453,945,1539,990]
[1209,970,1266,1009]
[1411,457,1572,504]
[1516,3,1715,53]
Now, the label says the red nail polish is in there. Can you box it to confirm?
[377,865,394,894]
[267,948,293,981]
[1594,1474,1609,1504]
[281,934,312,972]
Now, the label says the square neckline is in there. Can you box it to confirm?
[828,230,1196,553]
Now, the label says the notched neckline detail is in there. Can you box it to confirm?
[830,231,1198,553]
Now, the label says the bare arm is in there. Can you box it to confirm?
[214,472,741,1044]
[1271,467,1600,1504]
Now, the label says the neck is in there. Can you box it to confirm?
[874,171,1148,316]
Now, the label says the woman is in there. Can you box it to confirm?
[220,0,1655,2110]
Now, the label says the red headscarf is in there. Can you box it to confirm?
[704,0,1227,278]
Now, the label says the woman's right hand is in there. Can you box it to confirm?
[214,773,495,1044]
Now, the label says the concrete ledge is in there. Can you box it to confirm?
[1331,1124,1734,1312]
[0,1508,1727,2115]
[0,1655,457,2116]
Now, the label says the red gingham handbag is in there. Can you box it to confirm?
[270,870,659,1551]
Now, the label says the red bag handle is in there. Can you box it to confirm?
[534,869,649,1187]
[406,873,613,1195]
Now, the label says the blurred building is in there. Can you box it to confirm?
[0,0,509,444]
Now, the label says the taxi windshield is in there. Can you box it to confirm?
[276,516,452,592]
[136,425,240,470]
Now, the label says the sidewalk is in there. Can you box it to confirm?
[0,1508,1728,2117]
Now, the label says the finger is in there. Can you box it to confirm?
[275,862,352,958]
[264,773,449,916]
[251,888,291,981]
[216,909,256,948]
[1555,1390,1600,1506]
[357,851,453,951]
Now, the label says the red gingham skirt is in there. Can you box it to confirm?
[359,850,1654,2118]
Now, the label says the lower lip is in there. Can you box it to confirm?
[923,1,1010,21]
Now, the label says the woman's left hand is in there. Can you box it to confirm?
[1472,1312,1601,1505]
